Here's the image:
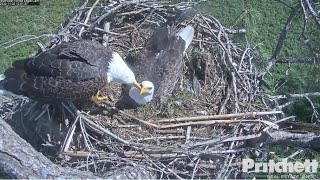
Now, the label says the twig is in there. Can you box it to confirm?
[138,135,185,142]
[79,0,100,37]
[231,72,240,112]
[156,111,283,123]
[157,119,279,129]
[81,114,131,145]
[182,138,221,149]
[117,7,151,16]
[191,157,201,180]
[185,126,192,144]
[274,115,296,124]
[201,14,247,86]
[136,8,155,30]
[304,0,320,28]
[221,133,262,143]
[74,21,120,35]
[197,148,253,156]
[219,86,231,114]
[264,92,320,99]
[304,95,320,122]
[93,3,124,26]
[118,110,159,128]
[101,102,159,128]
[0,34,56,49]
[288,149,304,159]
[61,115,79,153]
[36,42,46,52]
[62,150,108,158]
[79,116,95,151]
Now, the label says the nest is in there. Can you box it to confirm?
[1,0,284,179]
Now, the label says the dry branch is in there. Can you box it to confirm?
[155,111,282,123]
[266,129,320,151]
[157,119,278,129]
[78,0,100,37]
[261,4,300,77]
[0,34,56,49]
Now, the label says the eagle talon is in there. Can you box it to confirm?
[91,90,109,106]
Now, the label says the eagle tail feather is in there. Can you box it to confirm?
[0,74,5,89]
[178,26,195,52]
[2,59,29,95]
[12,59,27,68]
[2,79,24,95]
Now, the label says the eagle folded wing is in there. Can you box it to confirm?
[136,26,186,98]
[3,40,110,102]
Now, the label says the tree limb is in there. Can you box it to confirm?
[0,118,99,179]
[261,5,300,77]
[304,0,320,28]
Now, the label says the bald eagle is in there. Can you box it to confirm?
[117,25,195,107]
[1,40,143,107]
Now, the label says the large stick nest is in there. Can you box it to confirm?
[1,0,287,179]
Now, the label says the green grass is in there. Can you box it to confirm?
[199,0,319,59]
[0,0,81,73]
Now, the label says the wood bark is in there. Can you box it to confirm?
[0,117,156,179]
[0,117,100,179]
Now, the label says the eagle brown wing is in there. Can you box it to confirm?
[143,26,186,101]
[117,26,187,108]
[3,40,112,103]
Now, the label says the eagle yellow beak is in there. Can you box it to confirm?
[133,81,142,90]
[140,87,149,95]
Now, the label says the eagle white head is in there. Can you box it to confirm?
[129,81,154,105]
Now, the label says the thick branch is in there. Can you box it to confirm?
[0,118,99,179]
[261,5,300,77]
[266,130,320,151]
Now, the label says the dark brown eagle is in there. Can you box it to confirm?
[1,40,143,106]
[116,25,194,108]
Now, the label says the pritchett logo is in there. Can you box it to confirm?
[242,158,318,173]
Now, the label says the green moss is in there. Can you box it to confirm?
[0,0,81,73]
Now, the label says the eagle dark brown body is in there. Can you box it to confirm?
[3,40,112,103]
[141,26,186,101]
[117,26,187,108]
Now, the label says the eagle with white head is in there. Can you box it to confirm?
[118,25,195,107]
[1,40,144,105]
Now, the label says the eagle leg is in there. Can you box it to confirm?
[91,90,109,106]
